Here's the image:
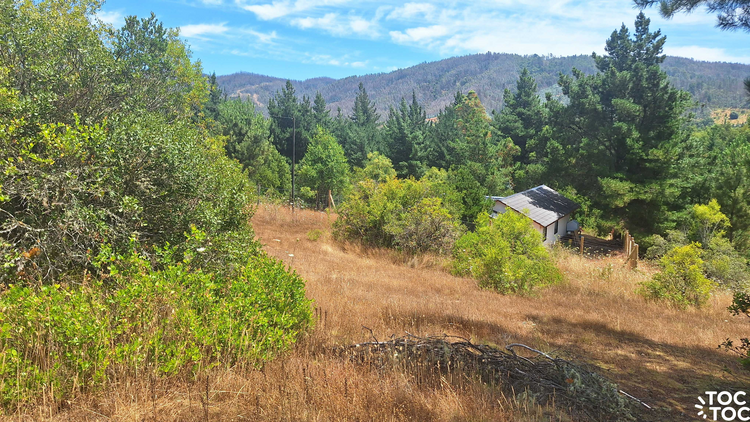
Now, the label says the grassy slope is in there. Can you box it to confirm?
[21,204,749,421]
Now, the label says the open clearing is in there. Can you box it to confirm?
[252,205,749,421]
[25,204,749,421]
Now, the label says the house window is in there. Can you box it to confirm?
[554,220,559,235]
[543,225,548,240]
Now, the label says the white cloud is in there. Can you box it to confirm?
[180,23,230,38]
[664,45,750,64]
[386,3,435,20]
[238,0,295,20]
[236,0,353,20]
[294,13,337,29]
[389,25,447,43]
[292,12,379,36]
[96,10,125,27]
[349,16,372,34]
[304,53,368,68]
[200,0,223,5]
[243,29,279,43]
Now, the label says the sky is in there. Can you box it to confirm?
[97,0,750,80]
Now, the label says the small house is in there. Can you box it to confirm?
[489,185,580,245]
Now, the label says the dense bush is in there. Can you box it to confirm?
[720,291,750,369]
[0,229,312,407]
[452,212,562,294]
[334,162,463,254]
[639,243,715,308]
[0,112,254,281]
[0,1,314,412]
[297,127,350,209]
[644,201,749,289]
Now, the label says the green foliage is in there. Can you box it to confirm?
[452,213,562,294]
[645,201,749,288]
[297,127,350,209]
[0,112,254,280]
[217,98,291,196]
[354,152,397,184]
[639,243,715,308]
[549,13,691,234]
[385,197,463,255]
[720,291,750,369]
[494,68,545,166]
[703,237,749,289]
[334,172,463,254]
[0,230,312,408]
[634,0,750,32]
[339,83,383,167]
[691,199,730,245]
[384,92,427,178]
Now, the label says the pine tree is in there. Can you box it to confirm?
[549,12,691,232]
[384,92,426,178]
[494,68,544,164]
[312,92,331,129]
[342,82,382,167]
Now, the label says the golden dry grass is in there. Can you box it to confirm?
[11,204,750,421]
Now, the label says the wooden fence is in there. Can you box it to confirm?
[623,230,639,269]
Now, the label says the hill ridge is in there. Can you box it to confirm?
[217,53,749,117]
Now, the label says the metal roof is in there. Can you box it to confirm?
[491,185,580,227]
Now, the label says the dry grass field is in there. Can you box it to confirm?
[11,204,750,421]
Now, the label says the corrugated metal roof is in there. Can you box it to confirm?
[493,185,580,227]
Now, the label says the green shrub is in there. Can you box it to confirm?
[452,212,562,294]
[386,197,463,255]
[0,230,312,408]
[639,243,715,308]
[0,113,254,282]
[334,171,464,254]
[720,291,750,369]
[307,229,324,241]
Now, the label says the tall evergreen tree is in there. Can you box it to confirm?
[548,13,691,233]
[342,82,381,167]
[494,68,544,164]
[267,81,315,163]
[312,92,331,129]
[204,72,224,122]
[384,92,427,178]
[422,92,464,170]
[217,98,291,195]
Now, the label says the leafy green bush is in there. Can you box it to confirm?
[0,230,312,408]
[385,197,463,255]
[297,127,350,209]
[0,111,255,281]
[452,212,562,294]
[334,168,463,254]
[639,243,715,308]
[720,291,750,369]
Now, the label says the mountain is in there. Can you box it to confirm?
[217,53,750,118]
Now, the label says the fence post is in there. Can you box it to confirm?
[580,235,585,256]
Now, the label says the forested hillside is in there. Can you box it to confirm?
[219,54,749,117]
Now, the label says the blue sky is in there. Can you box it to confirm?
[98,0,750,80]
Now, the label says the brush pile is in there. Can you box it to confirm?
[337,333,643,422]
